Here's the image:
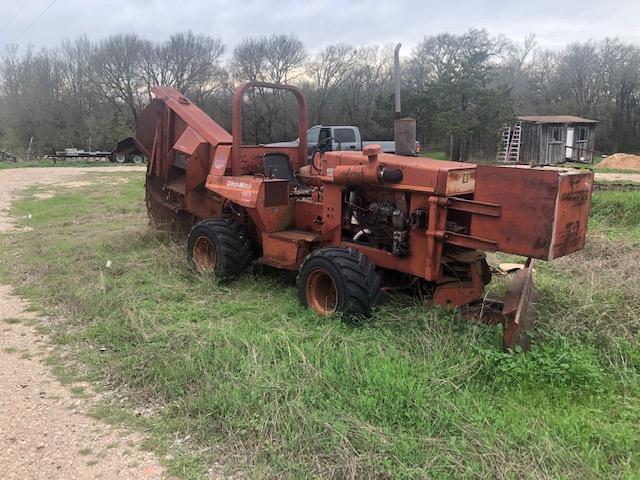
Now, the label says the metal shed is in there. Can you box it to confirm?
[497,115,597,165]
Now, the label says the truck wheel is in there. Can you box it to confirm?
[132,154,144,164]
[114,153,126,163]
[297,247,381,317]
[187,219,253,280]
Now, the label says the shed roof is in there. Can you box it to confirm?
[517,115,597,124]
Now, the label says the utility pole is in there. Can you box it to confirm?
[26,136,33,162]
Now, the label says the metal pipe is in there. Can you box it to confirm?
[353,229,371,241]
[394,43,402,119]
[231,81,308,176]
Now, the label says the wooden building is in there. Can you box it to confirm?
[497,115,597,165]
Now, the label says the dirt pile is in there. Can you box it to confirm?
[596,153,640,170]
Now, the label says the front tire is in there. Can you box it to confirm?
[297,247,381,317]
[187,219,253,280]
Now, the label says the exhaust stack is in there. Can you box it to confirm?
[393,43,417,156]
[394,43,402,119]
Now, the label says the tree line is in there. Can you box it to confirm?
[1,29,639,160]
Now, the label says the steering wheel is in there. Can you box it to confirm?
[310,136,342,172]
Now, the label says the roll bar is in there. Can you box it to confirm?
[231,81,308,176]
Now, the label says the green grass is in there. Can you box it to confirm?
[419,149,447,160]
[0,173,639,478]
[0,158,126,169]
[589,190,640,239]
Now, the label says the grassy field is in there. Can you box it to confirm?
[0,158,125,169]
[419,149,447,160]
[0,173,639,478]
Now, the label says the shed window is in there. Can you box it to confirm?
[550,127,562,143]
[576,126,588,142]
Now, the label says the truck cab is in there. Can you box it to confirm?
[267,125,418,158]
[307,125,361,154]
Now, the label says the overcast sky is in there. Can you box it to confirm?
[1,0,639,54]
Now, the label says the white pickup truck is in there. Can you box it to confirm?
[266,125,420,157]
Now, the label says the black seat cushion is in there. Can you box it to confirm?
[263,153,300,186]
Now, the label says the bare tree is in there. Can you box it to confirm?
[335,46,394,136]
[89,34,148,125]
[596,39,640,151]
[306,44,359,124]
[262,34,306,84]
[499,34,537,111]
[0,45,73,153]
[2,30,640,160]
[527,49,558,108]
[60,36,92,108]
[555,41,602,111]
[230,37,266,83]
[230,35,306,143]
[504,34,537,72]
[0,44,26,97]
[141,31,226,103]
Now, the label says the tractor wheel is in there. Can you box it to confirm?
[297,247,381,317]
[187,218,253,280]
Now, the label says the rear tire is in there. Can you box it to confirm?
[114,153,126,164]
[187,219,253,280]
[297,247,381,317]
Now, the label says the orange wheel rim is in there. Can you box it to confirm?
[192,236,215,273]
[306,268,337,315]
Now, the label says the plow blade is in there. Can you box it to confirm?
[501,258,538,351]
[145,179,193,235]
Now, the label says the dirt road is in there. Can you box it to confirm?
[0,166,165,479]
[0,166,145,233]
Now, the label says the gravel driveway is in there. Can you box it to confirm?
[0,166,165,479]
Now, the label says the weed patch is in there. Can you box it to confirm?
[590,190,640,238]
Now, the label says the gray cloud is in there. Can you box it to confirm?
[0,0,638,53]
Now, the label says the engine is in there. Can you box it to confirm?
[349,195,410,256]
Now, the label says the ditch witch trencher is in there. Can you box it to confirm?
[121,82,593,351]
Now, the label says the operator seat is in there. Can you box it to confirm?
[262,153,301,187]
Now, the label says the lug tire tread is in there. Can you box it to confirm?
[187,218,253,280]
[297,247,381,316]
